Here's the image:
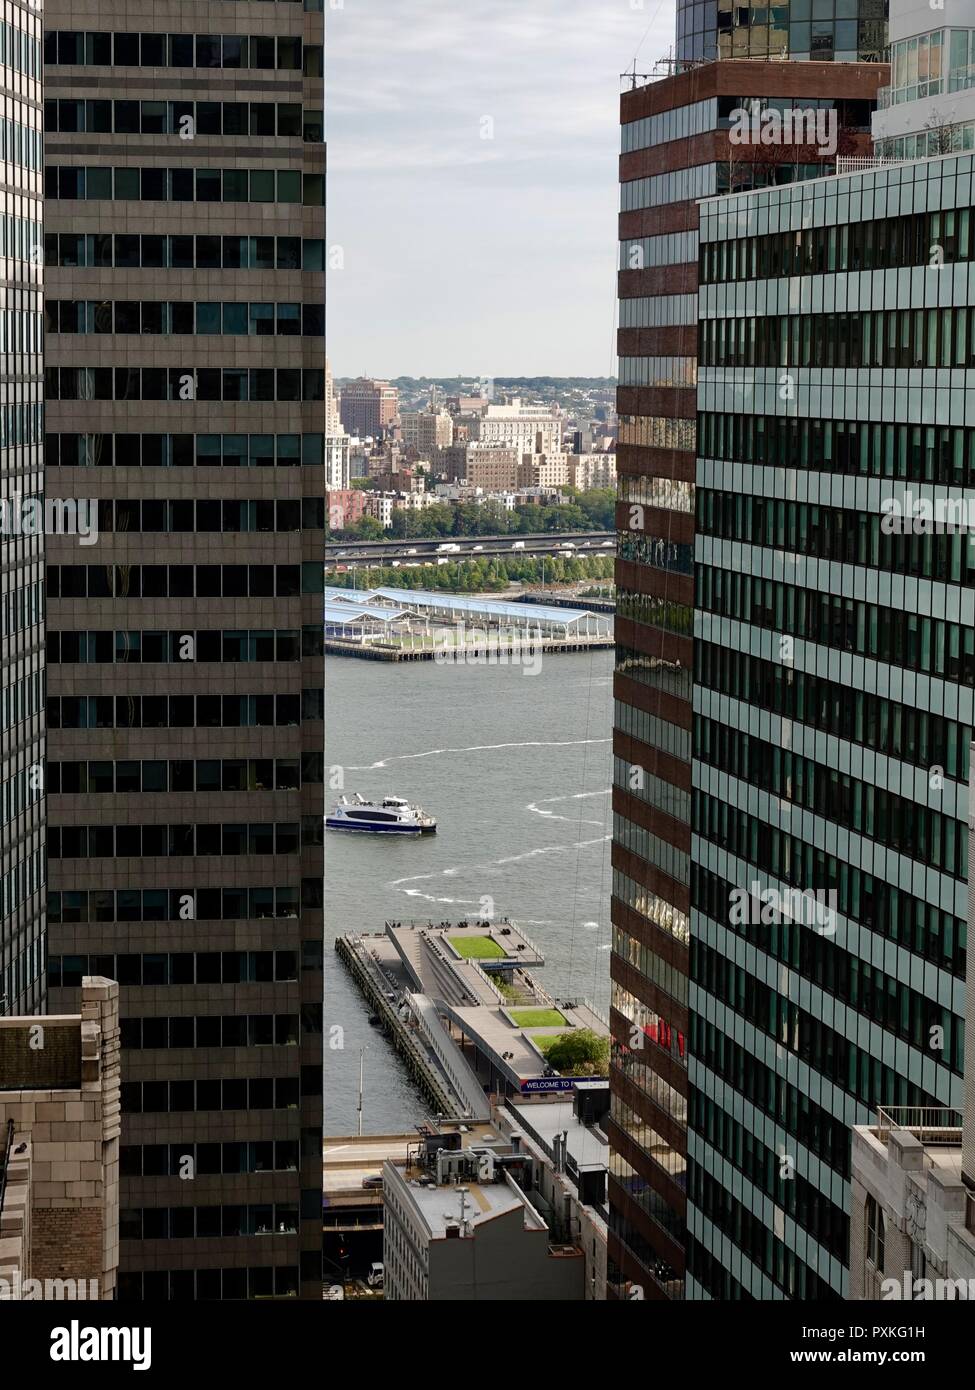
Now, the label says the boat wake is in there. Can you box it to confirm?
[347,737,610,771]
[389,833,612,902]
[526,789,610,826]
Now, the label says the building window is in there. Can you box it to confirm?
[865,1195,885,1274]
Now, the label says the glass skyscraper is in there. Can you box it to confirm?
[677,0,887,65]
[0,3,44,1019]
[691,151,972,1298]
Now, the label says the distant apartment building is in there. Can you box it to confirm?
[325,358,350,488]
[517,451,570,490]
[0,978,120,1300]
[0,0,44,1018]
[363,493,395,529]
[569,452,617,492]
[326,489,365,532]
[401,409,453,454]
[475,399,563,454]
[463,445,523,491]
[340,377,399,438]
[611,49,885,1302]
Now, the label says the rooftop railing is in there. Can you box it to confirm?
[875,1106,963,1147]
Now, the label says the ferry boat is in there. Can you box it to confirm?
[326,794,437,835]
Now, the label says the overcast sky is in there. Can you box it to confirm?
[327,0,675,379]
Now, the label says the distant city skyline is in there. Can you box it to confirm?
[327,0,673,378]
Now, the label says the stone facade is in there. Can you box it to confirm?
[0,977,120,1300]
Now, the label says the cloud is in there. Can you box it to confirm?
[327,0,675,375]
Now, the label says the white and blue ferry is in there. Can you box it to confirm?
[326,794,436,835]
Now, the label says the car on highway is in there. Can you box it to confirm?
[362,1175,383,1190]
[512,540,525,550]
[406,548,417,555]
[472,544,483,552]
[600,540,613,547]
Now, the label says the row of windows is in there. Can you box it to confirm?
[611,984,687,1067]
[0,305,40,353]
[620,96,717,153]
[700,208,974,285]
[45,232,325,272]
[46,167,324,206]
[698,492,975,587]
[1,667,42,737]
[0,113,40,171]
[3,580,41,639]
[71,498,323,535]
[49,822,302,858]
[1,19,40,79]
[694,864,965,1057]
[699,306,975,371]
[0,403,42,450]
[613,923,688,1009]
[613,697,691,764]
[120,1204,298,1241]
[47,884,300,928]
[50,949,302,988]
[49,693,303,731]
[622,160,825,213]
[689,1090,848,1264]
[1,847,43,922]
[47,628,310,665]
[618,414,696,453]
[617,533,693,577]
[694,937,958,1105]
[45,366,326,402]
[121,1014,300,1051]
[1,761,41,828]
[48,300,324,338]
[691,1016,854,1182]
[697,564,975,686]
[45,100,314,140]
[696,639,972,786]
[618,295,697,329]
[688,1164,839,1300]
[48,754,322,799]
[120,1141,299,1180]
[614,755,690,827]
[698,411,975,488]
[613,867,689,946]
[617,590,692,638]
[116,1266,300,1302]
[122,1077,302,1114]
[611,1092,686,1181]
[617,357,696,389]
[1,213,41,267]
[878,122,975,162]
[618,475,694,514]
[44,30,310,72]
[610,1148,685,1243]
[620,230,697,271]
[610,1041,687,1128]
[686,1234,748,1302]
[47,432,327,468]
[693,790,965,976]
[615,647,691,703]
[48,564,321,600]
[614,812,690,891]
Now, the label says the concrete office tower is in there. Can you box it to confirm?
[611,55,884,1302]
[42,3,326,1300]
[0,3,44,1019]
[693,147,975,1298]
[339,377,398,438]
[873,1,975,159]
[0,978,121,1301]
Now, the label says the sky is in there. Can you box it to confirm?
[327,0,676,380]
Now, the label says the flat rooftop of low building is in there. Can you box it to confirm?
[506,1097,609,1170]
[387,1164,547,1238]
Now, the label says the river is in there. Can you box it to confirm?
[324,647,614,1133]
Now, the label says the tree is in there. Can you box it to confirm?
[545,1028,609,1076]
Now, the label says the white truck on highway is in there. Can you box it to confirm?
[436,542,460,554]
